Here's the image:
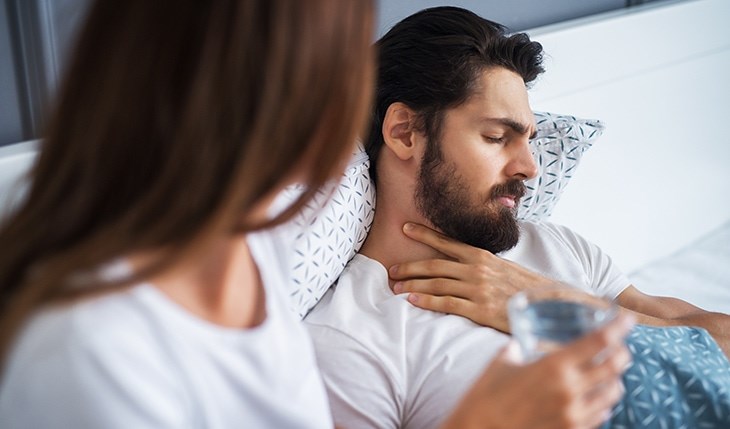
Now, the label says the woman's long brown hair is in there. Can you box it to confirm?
[0,0,375,363]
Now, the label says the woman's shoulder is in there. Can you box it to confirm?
[0,286,188,427]
[5,286,171,375]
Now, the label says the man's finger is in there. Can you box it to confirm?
[402,222,494,261]
[394,278,473,300]
[406,293,477,318]
[552,313,635,368]
[390,259,466,281]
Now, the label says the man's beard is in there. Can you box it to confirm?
[415,141,525,254]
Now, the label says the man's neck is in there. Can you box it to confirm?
[359,194,447,287]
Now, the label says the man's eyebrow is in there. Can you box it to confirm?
[483,117,536,139]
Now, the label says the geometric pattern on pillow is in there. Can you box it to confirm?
[284,144,375,318]
[517,111,605,221]
[603,325,730,429]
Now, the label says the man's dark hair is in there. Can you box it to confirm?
[365,6,544,184]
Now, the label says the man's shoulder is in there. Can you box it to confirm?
[304,254,390,327]
[516,219,591,248]
[503,220,600,284]
[518,219,573,234]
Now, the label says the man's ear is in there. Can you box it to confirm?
[382,102,420,160]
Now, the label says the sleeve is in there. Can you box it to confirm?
[306,323,404,429]
[0,324,190,429]
[546,222,631,299]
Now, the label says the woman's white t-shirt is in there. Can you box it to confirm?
[0,232,333,429]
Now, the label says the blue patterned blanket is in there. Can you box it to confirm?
[603,326,730,428]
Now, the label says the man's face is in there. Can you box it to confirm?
[414,67,538,254]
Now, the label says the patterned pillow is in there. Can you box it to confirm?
[278,144,376,318]
[519,111,604,221]
[602,325,730,428]
[282,112,603,319]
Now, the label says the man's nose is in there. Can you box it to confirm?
[506,137,538,180]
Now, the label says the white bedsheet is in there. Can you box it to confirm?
[629,220,730,314]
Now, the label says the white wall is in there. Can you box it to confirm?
[527,0,730,273]
[376,0,626,36]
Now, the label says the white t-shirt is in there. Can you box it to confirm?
[305,220,630,429]
[0,233,333,429]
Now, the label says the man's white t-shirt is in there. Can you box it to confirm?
[0,233,333,429]
[305,220,630,429]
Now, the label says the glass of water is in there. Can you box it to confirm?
[508,285,618,361]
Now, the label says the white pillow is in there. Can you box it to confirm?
[519,111,605,221]
[281,112,604,318]
[277,144,375,318]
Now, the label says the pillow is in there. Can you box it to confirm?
[277,144,375,319]
[281,112,604,319]
[519,111,604,221]
[602,325,730,428]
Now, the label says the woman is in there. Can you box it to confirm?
[0,1,632,428]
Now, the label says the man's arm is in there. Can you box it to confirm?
[391,222,730,357]
[616,285,730,356]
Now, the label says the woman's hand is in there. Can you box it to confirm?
[440,313,635,429]
[389,222,550,332]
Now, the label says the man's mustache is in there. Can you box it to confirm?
[490,180,526,201]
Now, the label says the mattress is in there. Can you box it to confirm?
[629,220,730,314]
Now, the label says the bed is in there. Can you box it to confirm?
[630,221,730,313]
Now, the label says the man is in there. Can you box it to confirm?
[304,7,730,429]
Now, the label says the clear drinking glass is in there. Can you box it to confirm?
[508,285,618,361]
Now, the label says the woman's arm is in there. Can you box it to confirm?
[440,314,634,429]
